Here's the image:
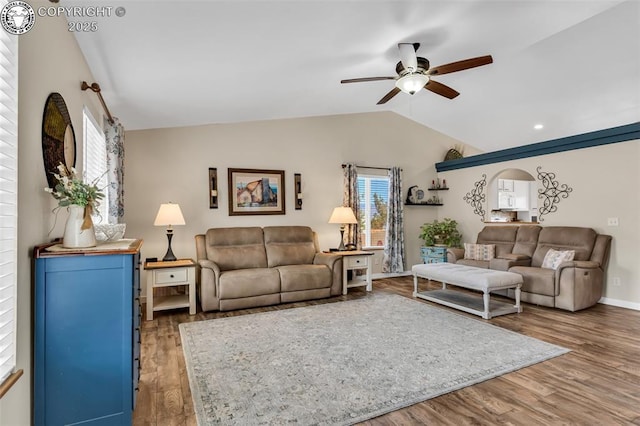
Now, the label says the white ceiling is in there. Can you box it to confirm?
[69,0,640,152]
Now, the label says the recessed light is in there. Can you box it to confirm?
[533,124,544,130]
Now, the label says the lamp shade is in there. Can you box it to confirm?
[153,203,186,227]
[395,73,429,95]
[328,206,357,224]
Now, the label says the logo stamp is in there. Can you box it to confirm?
[1,1,35,35]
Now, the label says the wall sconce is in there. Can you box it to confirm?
[294,173,302,210]
[209,168,218,209]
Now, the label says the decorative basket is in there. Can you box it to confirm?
[444,148,463,161]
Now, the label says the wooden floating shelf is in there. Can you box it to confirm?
[428,188,449,191]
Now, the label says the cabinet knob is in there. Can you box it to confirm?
[170,274,174,278]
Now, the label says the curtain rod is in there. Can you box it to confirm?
[341,164,402,171]
[81,81,114,125]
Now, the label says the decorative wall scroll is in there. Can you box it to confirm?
[536,166,572,222]
[463,174,487,221]
[209,168,218,209]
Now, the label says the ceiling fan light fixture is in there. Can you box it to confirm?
[395,73,429,95]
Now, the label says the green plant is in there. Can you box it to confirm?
[45,163,104,209]
[419,218,462,247]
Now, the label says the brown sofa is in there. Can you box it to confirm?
[195,226,343,312]
[448,225,612,311]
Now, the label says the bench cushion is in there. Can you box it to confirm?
[412,263,522,292]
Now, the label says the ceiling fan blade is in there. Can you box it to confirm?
[341,77,396,84]
[376,87,401,105]
[398,43,418,73]
[427,55,493,76]
[425,80,460,99]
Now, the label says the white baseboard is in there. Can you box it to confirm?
[598,297,640,311]
[372,271,412,280]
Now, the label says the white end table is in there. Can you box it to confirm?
[145,259,196,320]
[339,250,374,295]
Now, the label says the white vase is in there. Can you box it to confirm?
[62,205,97,248]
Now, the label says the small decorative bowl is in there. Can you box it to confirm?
[95,223,126,242]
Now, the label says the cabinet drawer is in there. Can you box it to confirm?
[347,256,369,268]
[155,268,188,284]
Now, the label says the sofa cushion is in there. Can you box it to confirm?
[541,248,575,270]
[464,243,495,261]
[456,259,489,269]
[509,266,556,296]
[532,227,596,267]
[277,264,332,292]
[476,226,518,258]
[206,227,267,271]
[218,268,280,299]
[264,226,316,267]
[512,225,542,257]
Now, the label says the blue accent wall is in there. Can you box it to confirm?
[436,122,640,172]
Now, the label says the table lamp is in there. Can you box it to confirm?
[328,206,358,251]
[153,202,185,261]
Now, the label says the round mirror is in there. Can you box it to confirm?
[42,92,76,189]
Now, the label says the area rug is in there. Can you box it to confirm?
[180,293,568,425]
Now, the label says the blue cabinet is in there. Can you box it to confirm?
[421,246,448,264]
[34,241,142,426]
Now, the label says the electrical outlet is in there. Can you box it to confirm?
[612,277,621,287]
[607,217,619,226]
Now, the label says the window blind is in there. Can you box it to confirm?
[0,2,19,383]
[83,108,109,222]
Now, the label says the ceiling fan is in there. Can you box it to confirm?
[341,43,493,104]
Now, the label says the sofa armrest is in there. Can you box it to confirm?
[313,252,342,269]
[198,259,221,274]
[314,253,343,296]
[572,260,600,269]
[500,253,531,261]
[197,259,221,311]
[447,248,465,263]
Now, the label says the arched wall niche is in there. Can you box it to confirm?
[486,168,539,223]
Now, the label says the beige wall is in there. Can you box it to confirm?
[437,140,640,308]
[2,2,103,423]
[124,112,462,286]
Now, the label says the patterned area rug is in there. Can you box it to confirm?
[180,293,568,425]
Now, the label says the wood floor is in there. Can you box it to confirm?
[133,277,640,425]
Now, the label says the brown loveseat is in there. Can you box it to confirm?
[448,225,612,311]
[195,226,343,312]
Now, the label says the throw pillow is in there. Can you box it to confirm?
[463,243,496,261]
[541,248,575,270]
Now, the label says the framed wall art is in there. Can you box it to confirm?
[227,168,285,216]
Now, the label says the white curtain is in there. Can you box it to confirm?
[383,167,405,273]
[104,117,125,223]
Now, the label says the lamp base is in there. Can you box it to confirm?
[338,227,346,251]
[162,229,177,262]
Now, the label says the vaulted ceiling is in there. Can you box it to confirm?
[70,0,640,152]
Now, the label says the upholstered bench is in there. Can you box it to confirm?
[412,263,523,319]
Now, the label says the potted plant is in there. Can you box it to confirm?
[419,218,462,248]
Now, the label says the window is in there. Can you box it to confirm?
[358,175,389,248]
[83,108,108,222]
[0,5,19,386]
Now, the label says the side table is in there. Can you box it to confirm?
[339,250,374,295]
[144,259,196,320]
[421,246,448,264]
